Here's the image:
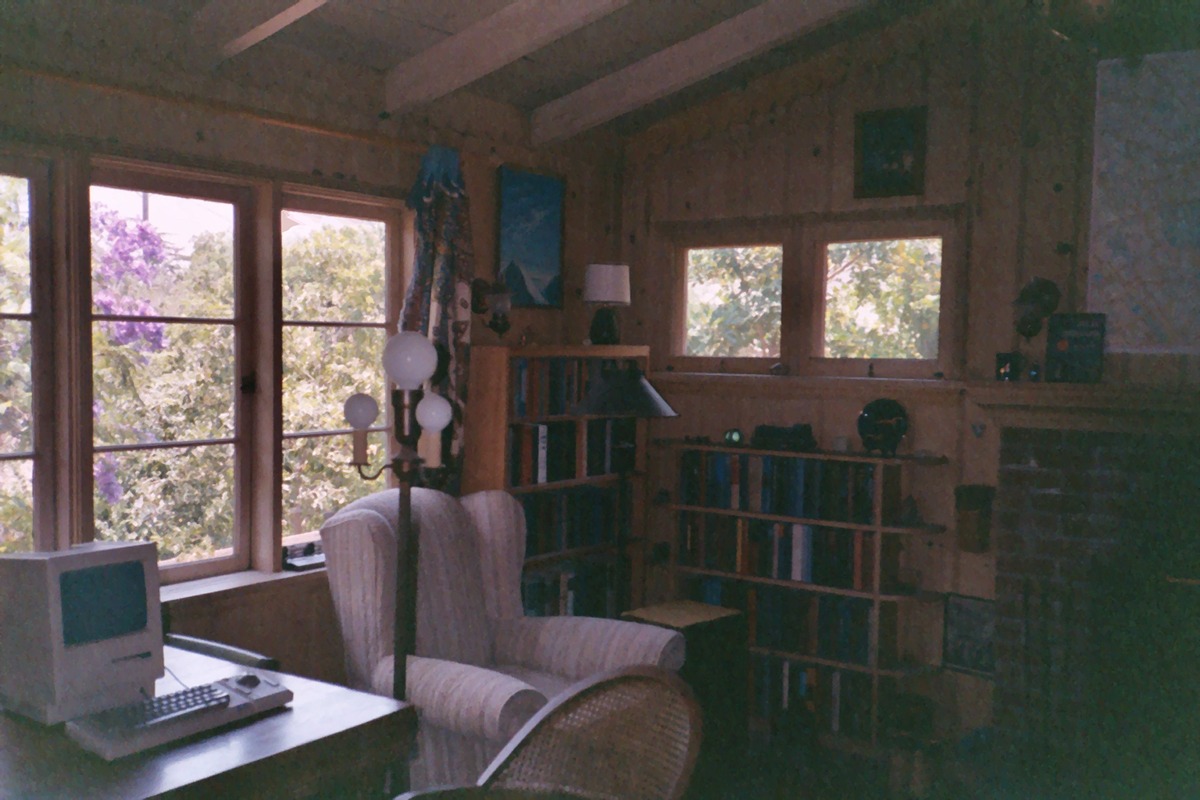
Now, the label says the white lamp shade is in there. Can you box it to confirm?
[583,263,631,305]
[415,392,453,432]
[343,392,379,429]
[383,331,438,390]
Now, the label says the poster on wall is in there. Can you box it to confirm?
[853,105,927,199]
[943,593,995,677]
[496,165,564,308]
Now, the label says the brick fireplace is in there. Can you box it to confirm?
[988,421,1200,794]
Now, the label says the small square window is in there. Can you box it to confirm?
[685,245,782,358]
[823,237,942,360]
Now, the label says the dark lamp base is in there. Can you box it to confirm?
[589,307,621,345]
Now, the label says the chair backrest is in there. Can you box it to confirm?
[478,666,703,800]
[460,490,528,621]
[320,488,495,690]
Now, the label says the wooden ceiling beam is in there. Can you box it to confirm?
[530,0,867,144]
[384,0,632,114]
[193,0,330,63]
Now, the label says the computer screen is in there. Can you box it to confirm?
[0,541,164,723]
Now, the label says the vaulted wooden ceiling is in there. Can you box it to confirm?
[180,0,894,143]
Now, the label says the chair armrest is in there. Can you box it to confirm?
[371,655,546,742]
[492,617,685,680]
[164,633,281,670]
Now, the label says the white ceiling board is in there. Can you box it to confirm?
[530,0,868,143]
[192,0,331,62]
[384,0,633,113]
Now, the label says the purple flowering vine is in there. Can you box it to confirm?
[91,204,169,352]
[93,455,123,504]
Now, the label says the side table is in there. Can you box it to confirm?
[622,600,747,794]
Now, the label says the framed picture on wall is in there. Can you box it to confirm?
[496,165,564,308]
[854,105,927,198]
[943,593,995,676]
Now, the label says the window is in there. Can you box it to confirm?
[89,178,243,574]
[0,171,35,553]
[0,153,408,581]
[822,237,942,360]
[280,196,399,541]
[670,217,958,378]
[686,245,782,358]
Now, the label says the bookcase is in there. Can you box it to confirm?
[664,441,946,749]
[464,345,651,618]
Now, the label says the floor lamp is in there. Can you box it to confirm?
[343,331,452,701]
[574,360,677,610]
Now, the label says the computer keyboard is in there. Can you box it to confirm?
[65,674,294,760]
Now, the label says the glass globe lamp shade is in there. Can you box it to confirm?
[383,332,438,390]
[343,393,380,430]
[415,392,452,433]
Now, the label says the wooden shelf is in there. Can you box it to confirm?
[675,566,918,602]
[668,503,946,536]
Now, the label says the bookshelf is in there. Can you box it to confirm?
[663,441,946,749]
[464,345,651,617]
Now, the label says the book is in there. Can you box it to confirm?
[1045,312,1105,383]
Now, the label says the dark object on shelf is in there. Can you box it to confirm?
[282,541,326,571]
[1045,313,1105,383]
[749,423,816,452]
[1013,277,1061,340]
[857,399,908,456]
[995,352,1022,381]
[954,485,995,553]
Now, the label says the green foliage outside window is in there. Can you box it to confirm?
[824,238,941,360]
[686,246,782,357]
[0,175,32,553]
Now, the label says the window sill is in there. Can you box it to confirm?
[161,566,326,604]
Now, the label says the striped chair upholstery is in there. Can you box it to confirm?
[321,488,685,790]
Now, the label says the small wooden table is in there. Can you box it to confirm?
[0,646,415,799]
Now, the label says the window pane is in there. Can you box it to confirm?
[92,323,235,446]
[282,211,386,323]
[283,325,385,434]
[93,444,234,564]
[0,175,31,314]
[0,321,32,453]
[282,432,386,538]
[824,238,942,359]
[90,187,235,318]
[686,246,781,357]
[0,460,33,554]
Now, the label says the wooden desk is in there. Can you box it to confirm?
[0,646,415,799]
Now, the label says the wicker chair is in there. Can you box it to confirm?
[399,666,703,800]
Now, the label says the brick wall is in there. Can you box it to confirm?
[991,427,1200,772]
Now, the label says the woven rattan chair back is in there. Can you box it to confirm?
[478,666,702,800]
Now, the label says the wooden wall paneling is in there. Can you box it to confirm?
[163,573,346,683]
[743,122,786,219]
[924,22,974,208]
[783,94,832,214]
[962,11,1028,379]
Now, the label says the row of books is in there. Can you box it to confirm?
[678,513,900,592]
[521,559,618,618]
[512,357,605,420]
[509,417,638,487]
[750,656,876,740]
[520,485,620,558]
[692,577,897,668]
[678,451,902,524]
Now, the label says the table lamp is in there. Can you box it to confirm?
[583,263,631,345]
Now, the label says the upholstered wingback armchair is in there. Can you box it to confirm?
[319,488,685,789]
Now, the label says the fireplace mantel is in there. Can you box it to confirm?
[967,382,1200,433]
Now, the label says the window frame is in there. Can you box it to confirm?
[0,154,57,552]
[665,212,964,380]
[0,151,414,583]
[87,160,257,582]
[277,186,407,544]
